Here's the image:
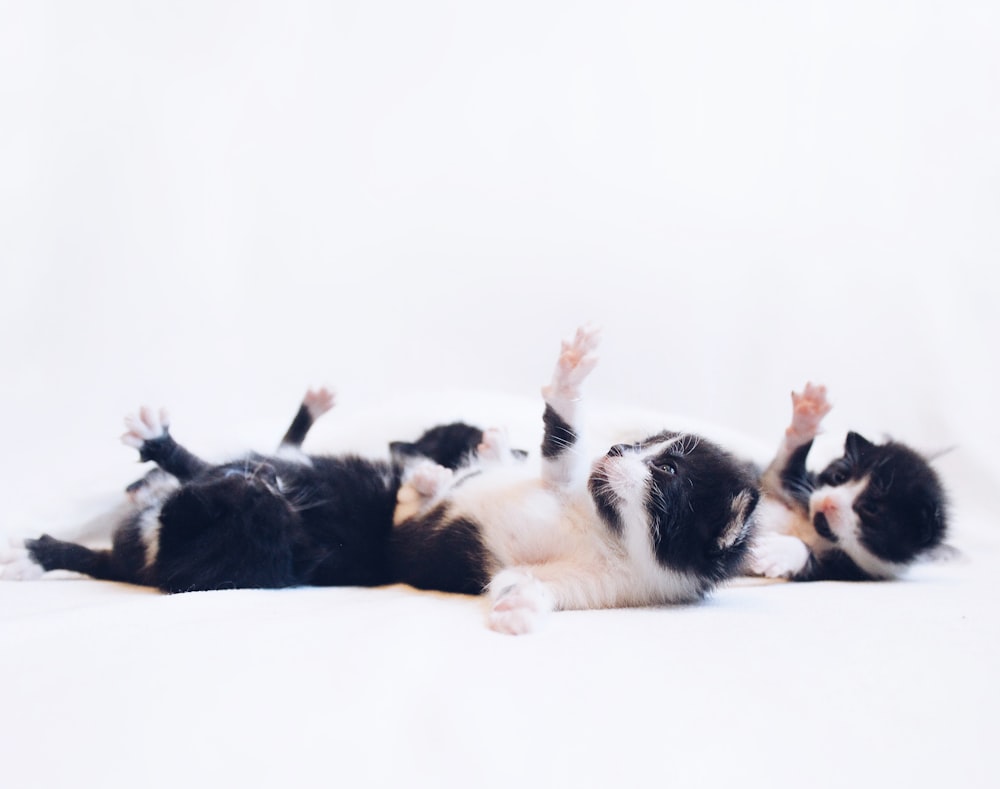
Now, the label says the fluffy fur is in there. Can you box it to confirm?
[6,389,489,593]
[749,383,949,581]
[389,326,760,635]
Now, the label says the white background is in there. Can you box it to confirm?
[3,1,997,541]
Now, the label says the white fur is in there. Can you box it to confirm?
[0,541,45,581]
[137,507,161,568]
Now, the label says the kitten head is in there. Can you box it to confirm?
[154,459,300,592]
[809,431,948,577]
[390,422,527,470]
[589,432,759,596]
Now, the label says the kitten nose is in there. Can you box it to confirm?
[608,443,629,457]
[815,496,837,514]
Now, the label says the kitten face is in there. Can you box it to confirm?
[154,461,301,591]
[589,432,759,584]
[810,432,947,570]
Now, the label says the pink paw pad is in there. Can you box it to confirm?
[303,387,336,419]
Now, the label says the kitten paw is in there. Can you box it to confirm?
[303,387,336,420]
[749,534,810,578]
[0,540,44,581]
[786,383,831,444]
[487,570,555,635]
[122,406,171,449]
[406,459,455,498]
[542,325,601,403]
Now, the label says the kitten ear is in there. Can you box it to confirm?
[716,488,759,550]
[844,431,875,460]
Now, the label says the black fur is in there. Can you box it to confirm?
[541,404,576,459]
[24,403,489,593]
[389,508,489,595]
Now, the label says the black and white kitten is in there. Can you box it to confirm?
[388,326,760,635]
[3,389,488,593]
[749,383,949,581]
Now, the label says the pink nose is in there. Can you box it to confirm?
[815,496,838,514]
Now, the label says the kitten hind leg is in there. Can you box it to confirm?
[540,325,601,489]
[19,535,127,582]
[280,386,336,449]
[122,407,211,481]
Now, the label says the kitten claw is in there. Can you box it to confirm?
[122,406,170,448]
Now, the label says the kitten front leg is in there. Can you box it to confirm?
[760,383,831,510]
[748,533,812,579]
[280,386,336,449]
[487,568,557,635]
[540,325,601,489]
[122,407,211,482]
[14,535,128,583]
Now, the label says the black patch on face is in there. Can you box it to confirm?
[541,405,576,459]
[588,467,624,535]
[812,511,837,542]
[388,507,488,595]
[817,432,948,565]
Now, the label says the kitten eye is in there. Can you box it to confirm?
[657,462,677,476]
[828,469,848,485]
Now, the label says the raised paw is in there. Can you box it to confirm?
[786,382,831,443]
[303,387,336,420]
[542,325,601,403]
[122,406,171,449]
[748,533,810,579]
[487,570,555,635]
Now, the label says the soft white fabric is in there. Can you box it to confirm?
[2,2,998,787]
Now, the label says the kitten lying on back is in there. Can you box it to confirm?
[749,383,949,581]
[2,389,489,592]
[388,325,760,635]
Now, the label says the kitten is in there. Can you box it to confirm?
[388,326,760,635]
[4,389,489,592]
[749,383,949,581]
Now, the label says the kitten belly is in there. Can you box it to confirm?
[447,467,606,569]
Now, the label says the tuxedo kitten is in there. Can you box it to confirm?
[389,326,760,635]
[6,389,488,592]
[749,383,949,581]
